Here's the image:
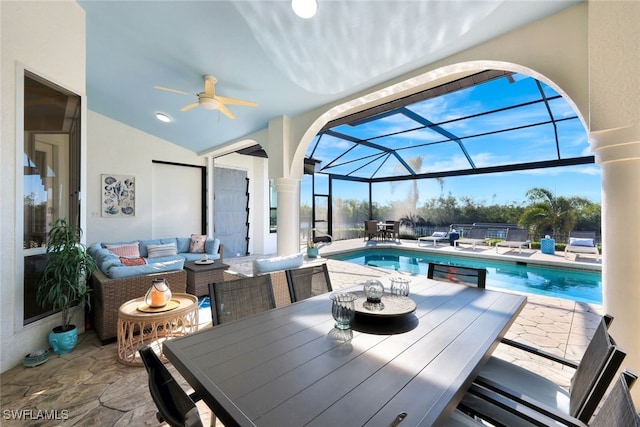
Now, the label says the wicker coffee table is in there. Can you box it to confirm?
[117,293,198,366]
[183,260,230,297]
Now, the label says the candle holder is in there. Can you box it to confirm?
[363,279,384,304]
[144,278,172,308]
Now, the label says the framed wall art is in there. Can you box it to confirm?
[101,174,135,217]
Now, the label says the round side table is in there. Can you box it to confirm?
[117,293,198,366]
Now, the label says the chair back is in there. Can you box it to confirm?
[427,262,487,289]
[208,275,276,325]
[465,228,487,239]
[139,346,204,427]
[505,228,528,242]
[286,263,333,302]
[569,316,627,422]
[366,220,378,233]
[592,370,640,427]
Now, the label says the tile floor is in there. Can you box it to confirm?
[0,238,603,426]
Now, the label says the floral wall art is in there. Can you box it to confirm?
[101,174,135,217]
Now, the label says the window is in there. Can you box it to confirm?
[23,71,81,325]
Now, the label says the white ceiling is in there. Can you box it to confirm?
[78,0,580,154]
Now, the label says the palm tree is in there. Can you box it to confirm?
[518,187,577,240]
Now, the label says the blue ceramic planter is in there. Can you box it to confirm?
[49,325,78,355]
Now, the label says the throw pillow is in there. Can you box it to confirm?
[569,237,594,247]
[146,242,178,258]
[104,242,141,258]
[190,234,207,253]
[120,256,147,267]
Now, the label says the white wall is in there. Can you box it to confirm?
[1,0,87,373]
[85,111,206,244]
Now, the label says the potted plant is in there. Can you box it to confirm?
[36,218,97,354]
[306,228,319,258]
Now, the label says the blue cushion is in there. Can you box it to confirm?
[181,252,221,261]
[253,253,304,275]
[176,237,191,253]
[206,238,221,255]
[108,258,184,279]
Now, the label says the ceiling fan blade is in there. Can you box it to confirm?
[180,102,200,112]
[216,96,258,107]
[217,102,236,119]
[154,86,194,97]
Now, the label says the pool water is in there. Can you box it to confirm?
[327,248,602,305]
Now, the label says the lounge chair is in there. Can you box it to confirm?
[417,227,449,246]
[565,231,600,261]
[495,228,531,254]
[453,228,487,250]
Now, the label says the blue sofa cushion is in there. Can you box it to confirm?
[108,258,185,279]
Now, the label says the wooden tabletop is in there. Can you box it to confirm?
[163,275,526,427]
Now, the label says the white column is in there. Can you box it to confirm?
[591,124,640,403]
[206,156,215,237]
[275,177,300,256]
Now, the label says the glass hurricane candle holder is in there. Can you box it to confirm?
[145,278,172,308]
[363,279,384,304]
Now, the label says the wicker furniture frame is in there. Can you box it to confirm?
[117,293,198,366]
[91,268,187,343]
[183,261,230,297]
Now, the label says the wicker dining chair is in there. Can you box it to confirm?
[285,263,333,302]
[208,275,276,325]
[427,262,487,288]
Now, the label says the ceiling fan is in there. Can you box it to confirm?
[154,75,257,119]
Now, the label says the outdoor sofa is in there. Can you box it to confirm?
[87,235,223,342]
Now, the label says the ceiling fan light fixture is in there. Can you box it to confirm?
[199,97,220,110]
[292,0,317,19]
[156,112,172,122]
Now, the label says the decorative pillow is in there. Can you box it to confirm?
[120,256,147,267]
[104,242,140,258]
[146,242,178,258]
[569,237,594,247]
[189,234,207,253]
[432,231,447,238]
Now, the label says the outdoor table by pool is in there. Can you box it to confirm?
[163,275,526,427]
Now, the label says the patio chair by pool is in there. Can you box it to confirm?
[565,231,600,261]
[364,220,379,241]
[458,315,626,426]
[418,227,450,246]
[495,228,531,254]
[453,228,488,250]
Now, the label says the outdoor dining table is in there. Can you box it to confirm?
[163,275,526,427]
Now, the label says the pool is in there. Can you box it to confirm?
[326,248,602,305]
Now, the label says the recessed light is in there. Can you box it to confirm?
[156,112,172,123]
[292,0,317,19]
